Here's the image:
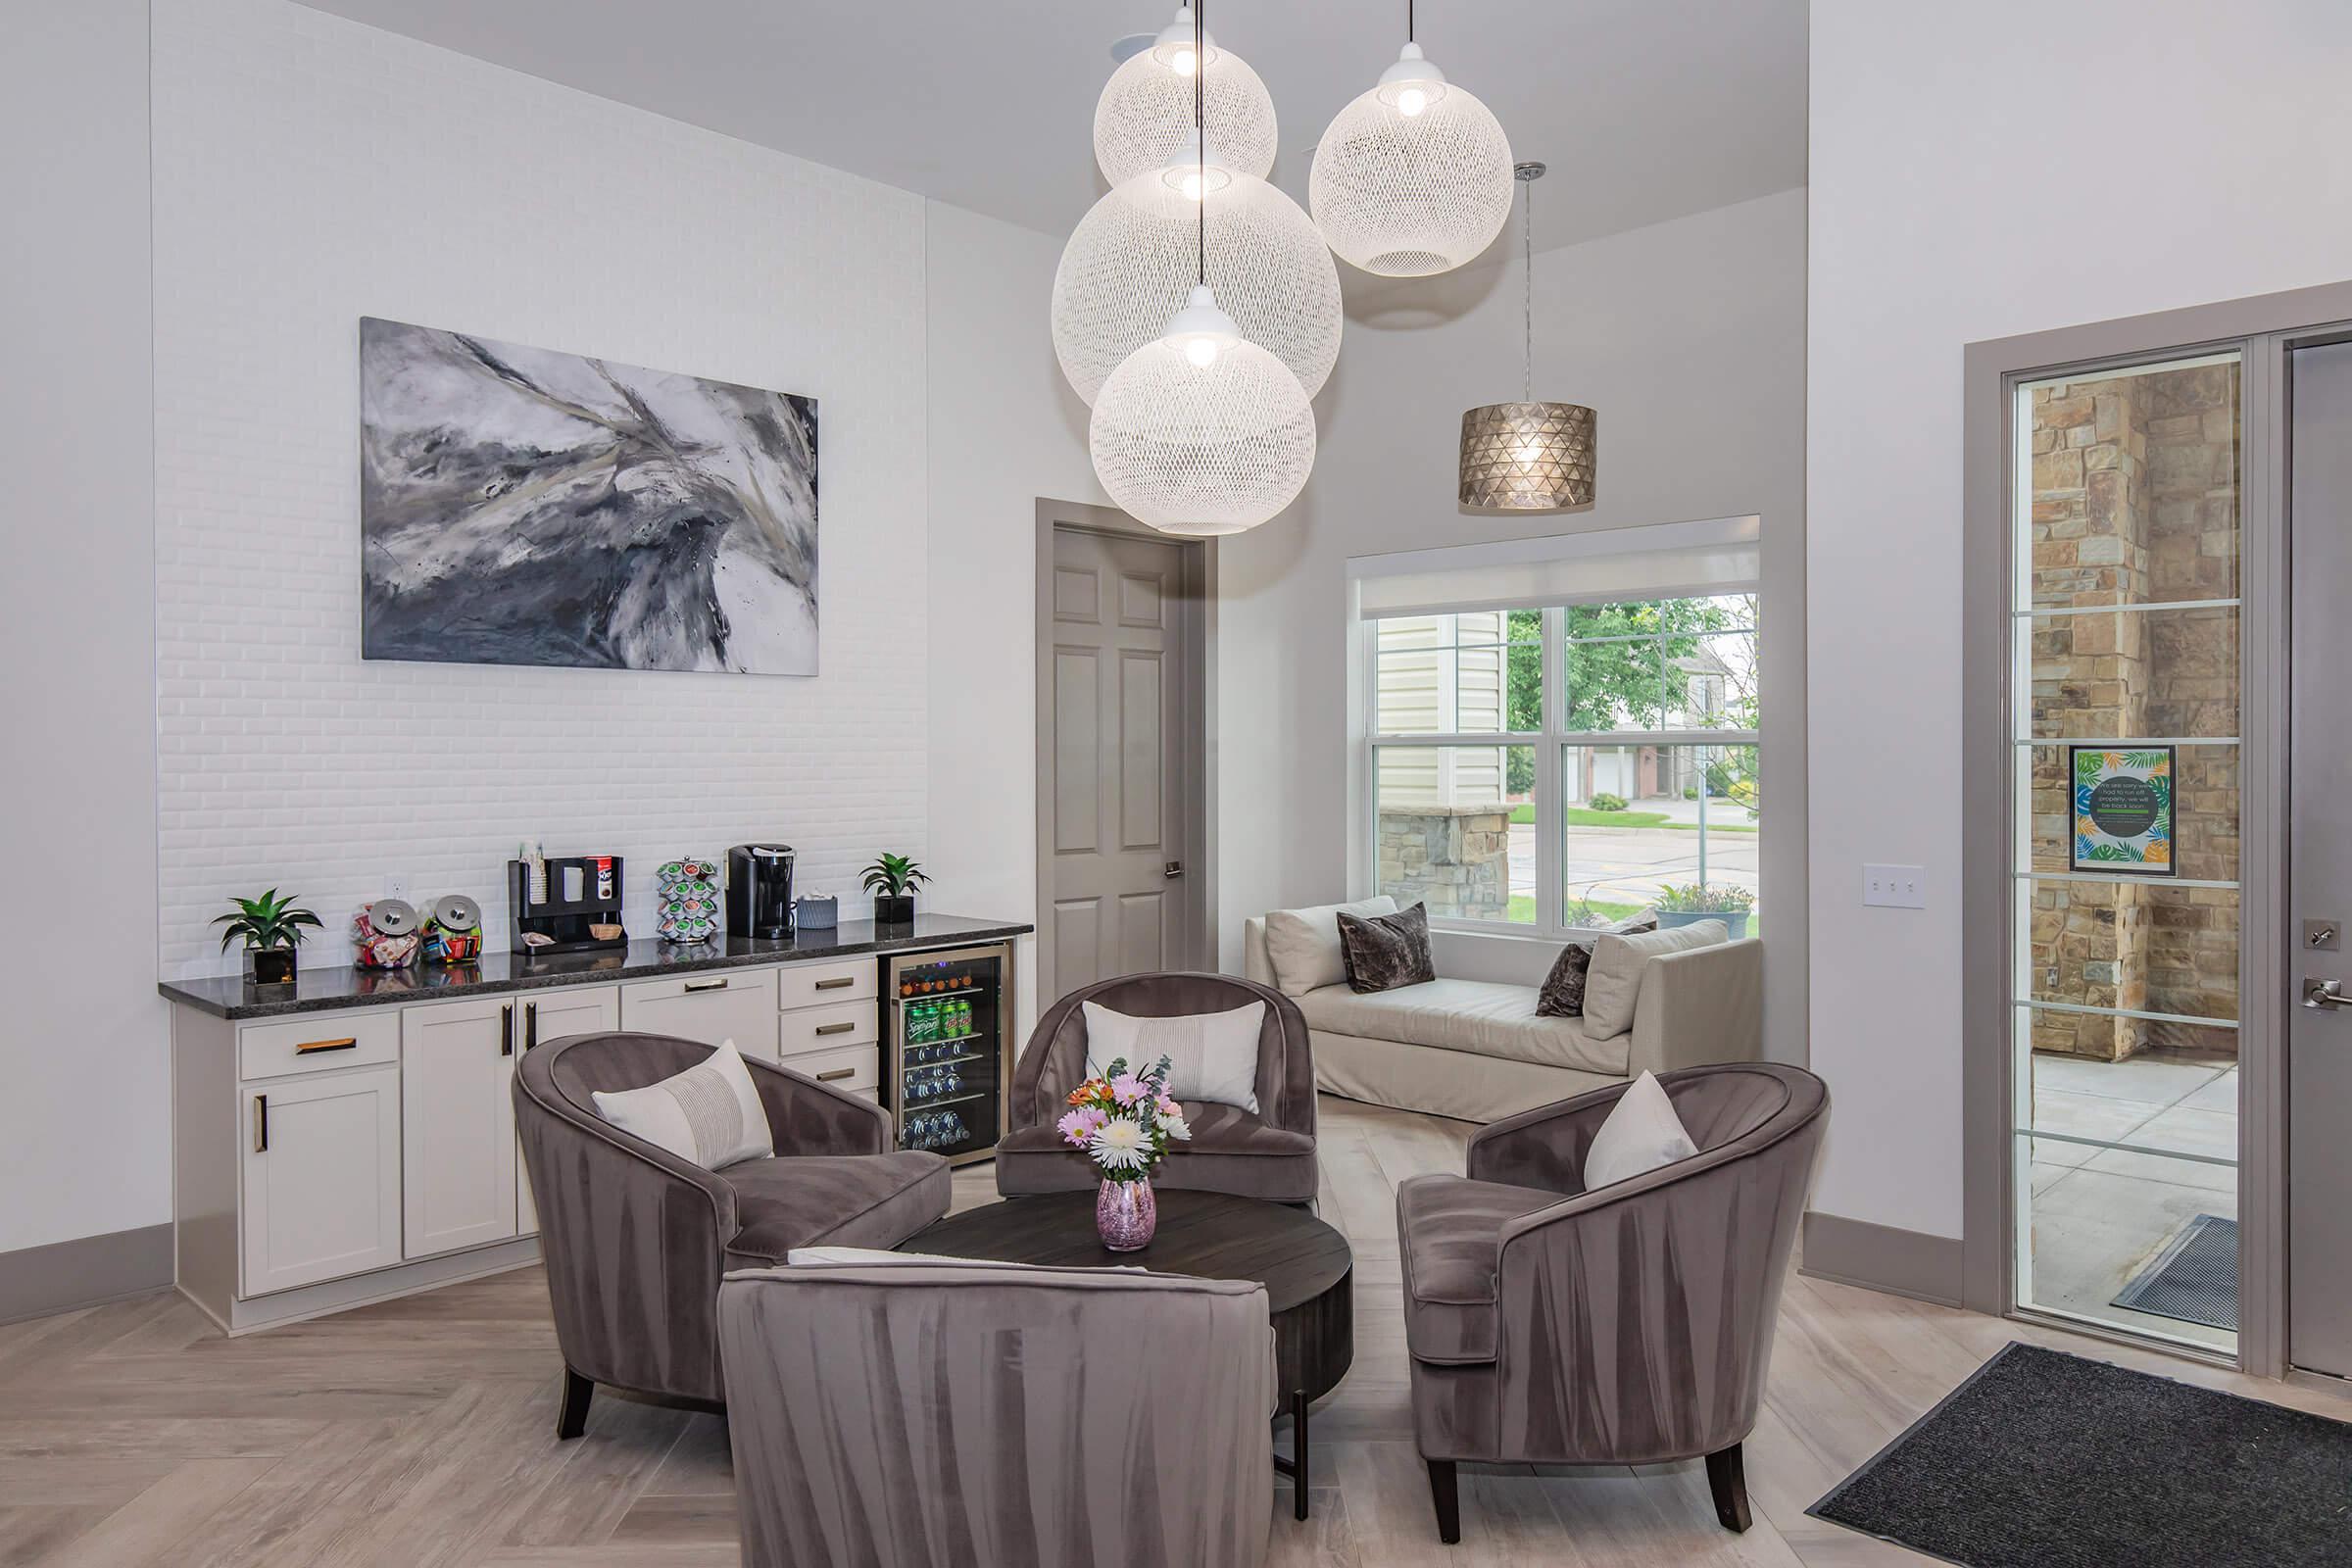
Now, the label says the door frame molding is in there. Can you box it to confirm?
[1032,498,1218,1011]
[1963,276,2352,1378]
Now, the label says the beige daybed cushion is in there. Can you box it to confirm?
[1294,977,1630,1077]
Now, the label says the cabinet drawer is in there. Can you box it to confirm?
[776,958,874,1010]
[620,968,780,1058]
[239,1012,400,1083]
[775,1041,880,1095]
[778,999,878,1061]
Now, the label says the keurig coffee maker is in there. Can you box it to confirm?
[726,844,796,939]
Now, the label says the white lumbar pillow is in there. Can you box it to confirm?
[591,1038,772,1170]
[1082,998,1266,1113]
[1583,1070,1699,1191]
[1263,896,1398,996]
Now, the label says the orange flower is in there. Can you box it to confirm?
[1067,1078,1109,1105]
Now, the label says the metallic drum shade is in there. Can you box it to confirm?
[1458,401,1595,511]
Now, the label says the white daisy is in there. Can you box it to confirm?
[1090,1117,1151,1171]
[1158,1110,1193,1142]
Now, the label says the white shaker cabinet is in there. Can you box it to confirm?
[514,985,620,1235]
[619,968,780,1057]
[401,996,520,1259]
[240,1064,403,1297]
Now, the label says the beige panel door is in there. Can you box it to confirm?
[1048,525,1192,992]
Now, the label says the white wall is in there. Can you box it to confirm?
[1216,189,1810,1058]
[1807,1,2352,1236]
[922,200,1107,1036]
[0,1,166,1255]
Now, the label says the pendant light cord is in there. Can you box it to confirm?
[1407,0,1415,43]
[1522,174,1534,401]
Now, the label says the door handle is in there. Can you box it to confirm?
[2306,979,2352,1010]
[1165,860,1185,879]
[501,1004,514,1055]
[524,1002,538,1051]
[684,978,730,993]
[254,1095,269,1153]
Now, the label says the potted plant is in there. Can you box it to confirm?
[860,853,929,926]
[1056,1054,1193,1250]
[1651,882,1755,941]
[215,888,323,986]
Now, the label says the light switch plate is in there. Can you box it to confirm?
[1864,863,1927,908]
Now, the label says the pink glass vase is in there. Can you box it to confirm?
[1096,1175,1157,1252]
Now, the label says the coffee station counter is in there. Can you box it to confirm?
[158,912,1034,1020]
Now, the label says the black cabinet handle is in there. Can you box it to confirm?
[501,1004,514,1056]
[524,1003,538,1051]
[254,1095,269,1153]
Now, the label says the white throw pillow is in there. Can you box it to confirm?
[1081,998,1266,1113]
[1583,1070,1699,1191]
[1580,920,1730,1038]
[591,1038,772,1170]
[1263,896,1398,997]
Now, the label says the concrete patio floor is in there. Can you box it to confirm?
[2027,1048,2239,1351]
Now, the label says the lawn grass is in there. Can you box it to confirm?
[1508,802,1757,832]
[1506,896,1648,925]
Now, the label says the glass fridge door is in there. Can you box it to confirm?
[885,943,1010,1166]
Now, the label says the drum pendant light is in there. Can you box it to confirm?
[1091,0,1315,536]
[1458,163,1595,512]
[1309,0,1515,277]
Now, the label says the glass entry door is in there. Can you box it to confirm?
[2009,352,2244,1351]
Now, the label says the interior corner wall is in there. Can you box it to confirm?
[921,198,1108,1039]
[1807,0,2352,1238]
[1213,188,1811,1063]
[1,0,164,1256]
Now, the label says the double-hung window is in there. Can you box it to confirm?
[1356,523,1763,939]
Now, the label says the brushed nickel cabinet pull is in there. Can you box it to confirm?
[815,1021,856,1036]
[816,1067,856,1082]
[295,1036,359,1054]
[254,1095,269,1153]
[684,978,730,993]
[814,976,856,991]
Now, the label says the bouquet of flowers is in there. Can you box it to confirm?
[1056,1054,1192,1182]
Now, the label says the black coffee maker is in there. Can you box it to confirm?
[726,844,797,939]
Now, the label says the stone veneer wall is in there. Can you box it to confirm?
[1378,807,1512,920]
[2027,363,2239,1060]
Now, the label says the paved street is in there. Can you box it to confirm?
[1509,818,1762,909]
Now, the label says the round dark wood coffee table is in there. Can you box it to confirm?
[902,1189,1352,1519]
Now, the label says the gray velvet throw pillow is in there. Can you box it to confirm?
[1336,903,1437,994]
[1536,916,1657,1018]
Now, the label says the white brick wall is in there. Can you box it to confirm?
[151,0,930,975]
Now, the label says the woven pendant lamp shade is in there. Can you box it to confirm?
[1094,35,1277,186]
[1053,166,1341,405]
[1090,288,1316,536]
[1458,401,1595,510]
[1309,42,1514,277]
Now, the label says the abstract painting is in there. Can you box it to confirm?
[360,318,817,674]
[2070,745,2175,875]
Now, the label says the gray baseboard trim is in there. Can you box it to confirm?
[1801,1210,1965,1309]
[0,1223,174,1326]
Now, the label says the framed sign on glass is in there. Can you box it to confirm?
[2068,745,2176,876]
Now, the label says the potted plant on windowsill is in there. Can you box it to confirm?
[1652,882,1755,941]
[215,888,323,987]
[860,854,930,927]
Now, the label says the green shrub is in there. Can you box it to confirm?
[1589,793,1628,812]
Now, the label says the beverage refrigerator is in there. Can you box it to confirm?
[882,942,1014,1167]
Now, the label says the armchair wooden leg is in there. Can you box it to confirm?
[557,1366,593,1441]
[1705,1443,1750,1533]
[1426,1457,1461,1544]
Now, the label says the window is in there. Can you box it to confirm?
[1366,593,1760,936]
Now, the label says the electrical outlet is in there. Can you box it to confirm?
[1863,863,1927,908]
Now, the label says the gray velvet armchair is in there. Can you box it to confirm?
[718,1259,1275,1568]
[1395,1062,1827,1544]
[996,971,1318,1203]
[514,1031,951,1435]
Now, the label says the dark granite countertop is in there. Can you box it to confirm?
[160,914,1034,1020]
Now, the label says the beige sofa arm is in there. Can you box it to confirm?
[1627,937,1762,1075]
[1243,916,1277,987]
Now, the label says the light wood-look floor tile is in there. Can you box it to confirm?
[10,1095,2345,1565]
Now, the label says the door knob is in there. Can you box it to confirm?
[2305,978,2352,1010]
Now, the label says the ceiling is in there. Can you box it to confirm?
[293,0,1806,255]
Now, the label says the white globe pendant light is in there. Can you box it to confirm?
[1094,5,1278,186]
[1090,2,1316,537]
[1052,151,1341,406]
[1309,2,1515,277]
